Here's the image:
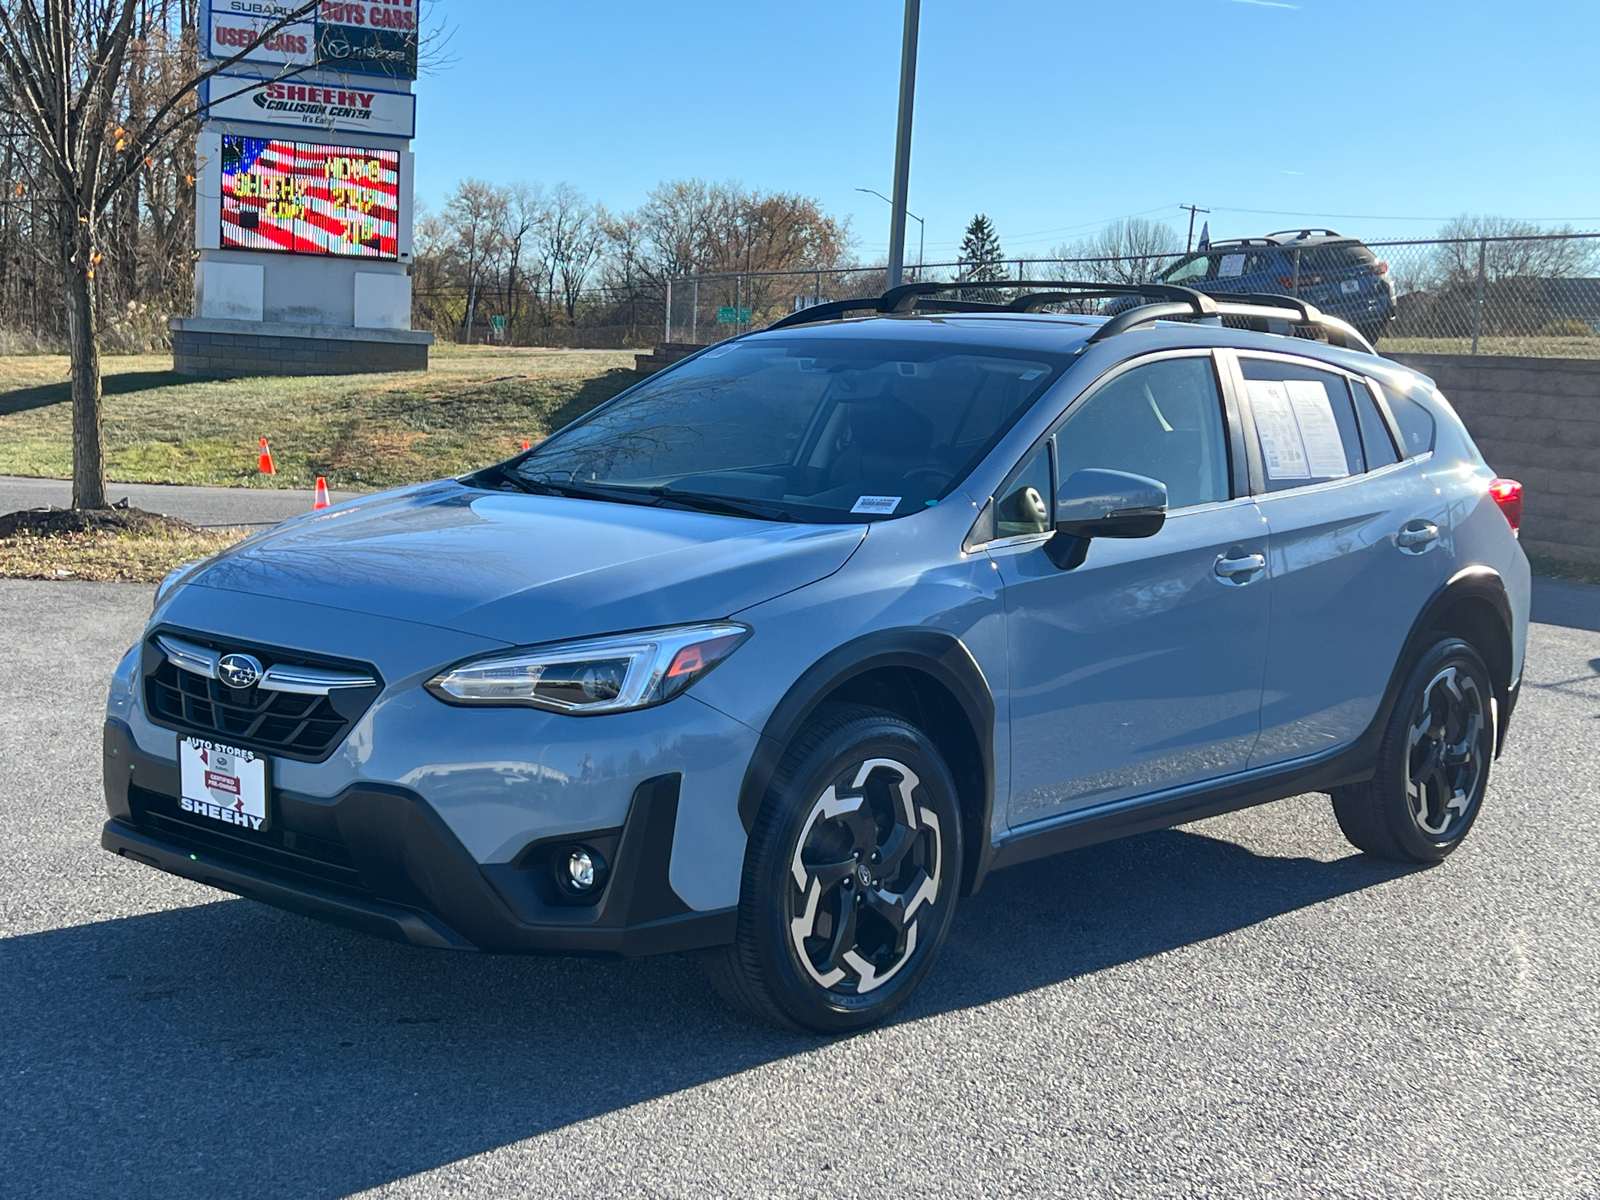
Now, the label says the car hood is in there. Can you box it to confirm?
[182,482,866,646]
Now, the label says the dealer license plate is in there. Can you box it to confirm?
[178,737,268,831]
[1340,279,1361,294]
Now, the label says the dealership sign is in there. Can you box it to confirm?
[209,11,315,66]
[204,73,416,138]
[206,3,418,78]
[315,23,417,77]
[221,136,399,259]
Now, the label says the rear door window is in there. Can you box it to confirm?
[1382,387,1437,457]
[1239,356,1366,491]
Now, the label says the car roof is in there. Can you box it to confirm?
[1199,231,1368,252]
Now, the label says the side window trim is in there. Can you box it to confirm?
[1215,348,1266,497]
[1230,349,1374,497]
[1350,376,1402,466]
[1360,374,1419,461]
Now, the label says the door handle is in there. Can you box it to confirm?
[1215,552,1267,579]
[1397,521,1439,550]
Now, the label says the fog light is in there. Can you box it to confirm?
[565,848,597,891]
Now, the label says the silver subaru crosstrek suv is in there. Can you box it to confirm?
[103,282,1529,1031]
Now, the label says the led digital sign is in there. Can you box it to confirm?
[221,136,399,259]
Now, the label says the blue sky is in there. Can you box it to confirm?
[414,0,1600,260]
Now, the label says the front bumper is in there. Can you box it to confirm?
[102,719,734,957]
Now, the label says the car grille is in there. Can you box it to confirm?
[143,630,382,763]
[128,784,368,896]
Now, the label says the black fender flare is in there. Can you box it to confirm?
[735,627,997,892]
[1382,565,1517,757]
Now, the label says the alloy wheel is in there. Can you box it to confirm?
[786,757,943,996]
[1405,665,1487,839]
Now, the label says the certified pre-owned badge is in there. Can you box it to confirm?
[218,653,264,690]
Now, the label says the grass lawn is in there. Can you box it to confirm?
[1378,335,1600,359]
[0,344,642,491]
[0,526,249,582]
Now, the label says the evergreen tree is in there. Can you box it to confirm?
[958,213,1007,300]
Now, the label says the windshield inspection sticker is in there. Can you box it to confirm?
[851,495,902,515]
[1246,380,1309,479]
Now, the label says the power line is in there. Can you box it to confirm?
[1209,205,1600,223]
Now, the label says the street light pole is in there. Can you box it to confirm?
[886,0,920,289]
[857,187,924,280]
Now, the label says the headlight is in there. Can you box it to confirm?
[425,622,750,715]
[153,558,206,612]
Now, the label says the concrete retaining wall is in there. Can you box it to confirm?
[1391,353,1600,565]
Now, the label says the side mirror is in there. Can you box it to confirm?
[1046,468,1168,569]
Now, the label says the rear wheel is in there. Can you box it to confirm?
[1355,320,1387,345]
[1331,637,1494,862]
[699,703,962,1033]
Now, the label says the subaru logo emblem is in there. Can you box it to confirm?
[218,653,264,690]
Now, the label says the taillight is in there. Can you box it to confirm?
[1276,274,1326,288]
[1370,261,1390,276]
[1488,478,1523,535]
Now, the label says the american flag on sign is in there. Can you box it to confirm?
[221,136,399,259]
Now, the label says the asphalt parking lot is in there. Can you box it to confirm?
[1,577,1596,1199]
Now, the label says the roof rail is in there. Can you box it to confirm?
[1265,228,1345,240]
[761,279,1376,354]
[765,280,1218,333]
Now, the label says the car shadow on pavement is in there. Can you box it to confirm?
[0,825,1411,1199]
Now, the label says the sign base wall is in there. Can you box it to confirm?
[170,317,433,378]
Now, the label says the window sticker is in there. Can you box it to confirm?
[1284,380,1349,478]
[851,495,901,514]
[1218,253,1247,279]
[1246,381,1309,479]
[1247,379,1351,481]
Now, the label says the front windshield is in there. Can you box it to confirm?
[513,337,1065,522]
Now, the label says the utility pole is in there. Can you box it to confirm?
[886,0,921,290]
[1181,204,1210,253]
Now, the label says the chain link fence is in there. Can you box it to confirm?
[660,233,1600,359]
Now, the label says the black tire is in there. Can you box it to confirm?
[1355,320,1386,345]
[1331,637,1495,863]
[699,703,963,1033]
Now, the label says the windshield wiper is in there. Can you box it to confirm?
[649,488,793,522]
[509,472,661,507]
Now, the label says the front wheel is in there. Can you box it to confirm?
[1331,637,1495,863]
[699,704,963,1033]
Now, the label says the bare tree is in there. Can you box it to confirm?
[0,0,317,509]
[1054,217,1183,284]
[1427,215,1600,286]
[444,178,507,344]
[500,182,545,337]
[542,182,601,322]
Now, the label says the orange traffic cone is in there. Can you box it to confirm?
[313,477,330,510]
[521,440,530,451]
[258,437,275,475]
